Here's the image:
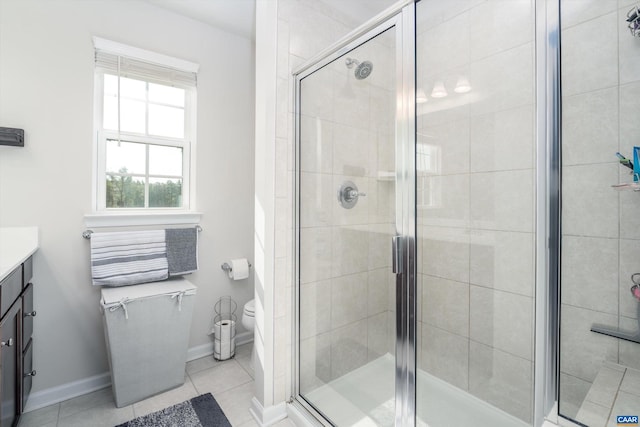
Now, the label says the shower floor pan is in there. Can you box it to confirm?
[305,354,529,427]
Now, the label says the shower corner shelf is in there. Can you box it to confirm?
[612,182,640,191]
[377,171,395,181]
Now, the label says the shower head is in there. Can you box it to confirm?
[345,57,373,80]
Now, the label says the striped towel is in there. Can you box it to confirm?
[91,230,168,286]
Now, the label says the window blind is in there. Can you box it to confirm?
[95,50,197,87]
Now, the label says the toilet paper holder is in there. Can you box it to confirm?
[221,261,252,273]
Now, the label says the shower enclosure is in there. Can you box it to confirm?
[289,0,639,425]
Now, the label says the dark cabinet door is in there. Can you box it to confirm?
[0,303,21,427]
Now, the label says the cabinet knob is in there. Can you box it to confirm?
[24,370,36,377]
[25,311,36,317]
[1,338,14,347]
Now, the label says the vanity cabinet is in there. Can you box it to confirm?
[0,256,35,426]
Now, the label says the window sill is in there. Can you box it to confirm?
[84,211,203,228]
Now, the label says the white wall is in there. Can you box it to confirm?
[0,0,255,399]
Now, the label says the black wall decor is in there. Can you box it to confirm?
[0,127,24,147]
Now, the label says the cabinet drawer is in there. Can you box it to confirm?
[22,284,34,350]
[23,256,33,288]
[0,268,21,318]
[22,339,34,413]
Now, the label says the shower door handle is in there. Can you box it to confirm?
[392,235,402,274]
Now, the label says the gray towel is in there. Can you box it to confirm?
[90,230,168,286]
[166,228,199,276]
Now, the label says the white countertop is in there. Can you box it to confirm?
[0,227,39,282]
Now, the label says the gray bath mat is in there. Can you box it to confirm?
[116,393,231,427]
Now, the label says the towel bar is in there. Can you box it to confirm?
[82,225,202,239]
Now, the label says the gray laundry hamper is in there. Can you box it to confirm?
[100,278,197,407]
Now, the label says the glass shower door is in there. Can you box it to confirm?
[296,19,404,427]
[415,0,536,426]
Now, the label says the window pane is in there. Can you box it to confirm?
[149,145,182,176]
[149,178,182,208]
[148,104,185,138]
[103,95,118,130]
[104,74,118,96]
[106,175,145,208]
[106,140,146,174]
[119,99,146,133]
[120,77,146,100]
[149,83,185,107]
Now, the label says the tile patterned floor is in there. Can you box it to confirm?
[19,344,294,427]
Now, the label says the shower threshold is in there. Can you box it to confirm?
[304,354,529,427]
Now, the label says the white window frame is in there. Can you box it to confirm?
[87,38,201,227]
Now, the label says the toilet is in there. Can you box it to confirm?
[241,299,255,331]
[242,299,255,368]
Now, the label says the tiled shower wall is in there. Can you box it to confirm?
[559,0,640,419]
[416,0,536,423]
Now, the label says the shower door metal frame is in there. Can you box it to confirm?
[291,1,417,426]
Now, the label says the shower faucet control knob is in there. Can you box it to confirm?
[338,181,365,209]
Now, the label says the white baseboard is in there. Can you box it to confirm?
[24,333,254,413]
[24,372,112,413]
[250,397,288,426]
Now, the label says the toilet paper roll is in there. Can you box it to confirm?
[213,320,236,360]
[229,258,249,280]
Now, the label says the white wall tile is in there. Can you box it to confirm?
[561,12,618,96]
[330,320,369,380]
[332,70,371,128]
[422,119,470,176]
[561,235,618,314]
[469,342,533,423]
[422,226,470,283]
[470,286,534,361]
[300,115,333,174]
[300,68,334,121]
[368,268,390,316]
[416,0,486,34]
[421,325,469,391]
[367,312,391,360]
[300,333,331,394]
[300,280,332,340]
[332,123,374,177]
[420,11,470,76]
[469,43,533,116]
[331,225,370,277]
[331,272,368,329]
[300,172,333,227]
[562,87,619,166]
[470,229,534,297]
[561,0,617,29]
[470,169,533,232]
[422,275,469,337]
[368,223,393,270]
[421,173,470,228]
[560,304,619,381]
[562,163,621,238]
[300,227,333,284]
[469,0,533,61]
[470,105,534,173]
